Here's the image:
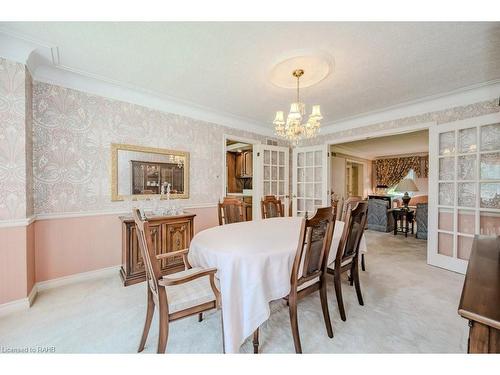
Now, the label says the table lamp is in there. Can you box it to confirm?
[394,178,419,209]
[375,184,388,194]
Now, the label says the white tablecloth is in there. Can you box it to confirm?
[188,217,367,353]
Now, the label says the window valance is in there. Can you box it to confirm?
[374,155,428,188]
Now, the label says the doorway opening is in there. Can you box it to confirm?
[224,137,254,221]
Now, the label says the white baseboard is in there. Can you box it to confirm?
[27,285,37,306]
[0,297,31,318]
[36,265,121,291]
[0,265,121,317]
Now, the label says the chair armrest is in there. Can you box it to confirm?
[156,248,191,269]
[159,267,218,286]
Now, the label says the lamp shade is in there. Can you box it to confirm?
[310,105,323,120]
[394,178,419,193]
[273,111,285,125]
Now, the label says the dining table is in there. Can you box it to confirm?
[188,216,367,353]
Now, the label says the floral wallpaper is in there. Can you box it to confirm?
[0,58,27,220]
[25,69,34,218]
[33,81,278,215]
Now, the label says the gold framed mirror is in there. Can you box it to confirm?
[111,143,189,201]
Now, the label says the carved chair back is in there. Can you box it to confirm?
[261,195,284,219]
[291,205,337,290]
[133,208,162,304]
[341,196,363,221]
[335,201,368,266]
[218,197,247,225]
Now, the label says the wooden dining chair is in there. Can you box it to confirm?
[341,196,363,221]
[133,209,223,353]
[253,205,337,354]
[341,196,366,271]
[218,197,247,225]
[327,201,368,322]
[260,195,284,219]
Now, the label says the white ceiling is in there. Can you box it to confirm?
[333,130,429,159]
[1,22,500,129]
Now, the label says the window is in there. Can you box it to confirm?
[387,169,416,196]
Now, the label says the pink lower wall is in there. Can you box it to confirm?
[34,206,219,283]
[34,214,123,282]
[0,226,28,304]
[189,206,219,233]
[0,206,219,304]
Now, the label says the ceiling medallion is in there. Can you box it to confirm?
[273,68,322,145]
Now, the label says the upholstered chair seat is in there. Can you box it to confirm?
[162,268,218,313]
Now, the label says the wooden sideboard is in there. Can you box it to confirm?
[119,213,196,286]
[458,235,500,353]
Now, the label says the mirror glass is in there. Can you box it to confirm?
[111,144,189,200]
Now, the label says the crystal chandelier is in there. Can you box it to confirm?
[273,69,322,144]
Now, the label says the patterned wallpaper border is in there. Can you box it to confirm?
[304,99,500,146]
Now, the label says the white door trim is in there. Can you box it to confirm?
[222,134,260,218]
[325,121,435,146]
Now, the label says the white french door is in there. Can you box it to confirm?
[253,144,290,217]
[428,113,500,274]
[292,144,330,217]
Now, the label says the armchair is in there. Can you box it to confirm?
[415,203,428,239]
[133,209,223,353]
[367,198,395,232]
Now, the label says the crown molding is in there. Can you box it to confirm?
[33,62,275,137]
[0,29,274,137]
[2,28,499,140]
[320,79,500,135]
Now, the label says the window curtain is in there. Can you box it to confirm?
[375,155,428,187]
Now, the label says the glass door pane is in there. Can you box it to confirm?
[255,144,289,217]
[293,145,328,217]
[430,115,500,274]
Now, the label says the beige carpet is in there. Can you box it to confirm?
[0,230,468,353]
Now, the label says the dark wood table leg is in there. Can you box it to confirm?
[393,213,398,235]
[405,216,408,237]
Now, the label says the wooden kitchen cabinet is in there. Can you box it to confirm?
[243,151,253,177]
[119,213,195,286]
[236,151,253,177]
